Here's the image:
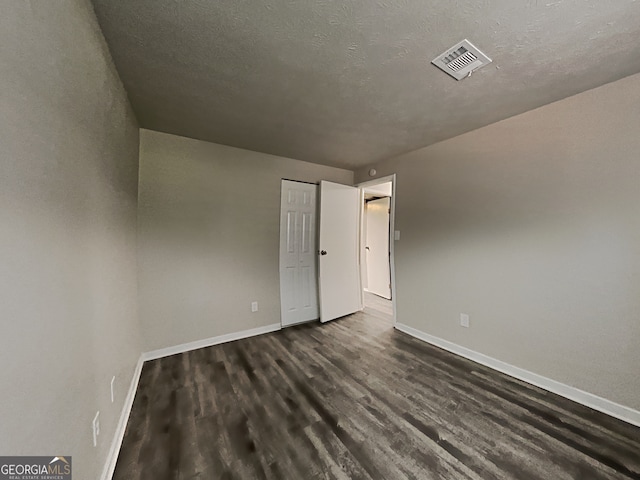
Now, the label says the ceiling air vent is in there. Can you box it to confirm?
[431,39,492,81]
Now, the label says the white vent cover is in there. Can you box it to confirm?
[431,39,492,81]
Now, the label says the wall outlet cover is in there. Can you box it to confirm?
[460,313,470,328]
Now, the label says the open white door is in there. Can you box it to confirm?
[318,181,362,323]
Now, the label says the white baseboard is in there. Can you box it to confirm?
[142,323,282,362]
[100,354,144,480]
[395,322,640,428]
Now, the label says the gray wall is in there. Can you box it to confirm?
[0,2,141,478]
[138,130,353,352]
[355,72,640,411]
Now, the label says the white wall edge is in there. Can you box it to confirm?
[142,323,282,362]
[395,323,640,428]
[100,354,144,480]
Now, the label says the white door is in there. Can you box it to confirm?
[279,180,319,326]
[365,197,391,299]
[318,181,362,323]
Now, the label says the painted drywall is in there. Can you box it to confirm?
[355,72,640,411]
[138,130,353,351]
[0,2,141,479]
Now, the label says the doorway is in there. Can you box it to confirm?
[358,176,396,323]
[278,177,396,327]
[364,193,391,299]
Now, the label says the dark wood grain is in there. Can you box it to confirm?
[113,295,640,479]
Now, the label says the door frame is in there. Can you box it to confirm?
[356,174,397,324]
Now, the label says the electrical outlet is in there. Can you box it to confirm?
[92,411,100,447]
[251,301,258,312]
[460,313,470,328]
[110,376,115,403]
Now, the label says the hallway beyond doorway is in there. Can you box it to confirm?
[363,291,393,322]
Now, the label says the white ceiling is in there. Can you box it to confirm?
[91,0,640,170]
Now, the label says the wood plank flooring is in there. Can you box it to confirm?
[113,296,640,479]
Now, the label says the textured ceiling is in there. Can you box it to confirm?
[91,0,640,169]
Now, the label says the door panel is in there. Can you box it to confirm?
[301,213,313,253]
[300,266,313,306]
[318,181,362,323]
[279,180,319,326]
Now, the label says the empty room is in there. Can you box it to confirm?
[1,1,639,479]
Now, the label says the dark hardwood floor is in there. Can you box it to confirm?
[114,295,640,479]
